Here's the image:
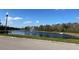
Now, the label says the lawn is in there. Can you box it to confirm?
[0,34,79,44]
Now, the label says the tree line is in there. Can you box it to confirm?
[25,23,79,33]
[0,22,20,33]
[0,22,79,33]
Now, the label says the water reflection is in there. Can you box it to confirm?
[9,30,79,39]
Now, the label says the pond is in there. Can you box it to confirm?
[8,30,79,39]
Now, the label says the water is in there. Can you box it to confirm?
[8,30,79,39]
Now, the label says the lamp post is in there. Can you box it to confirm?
[36,20,39,36]
[5,12,8,33]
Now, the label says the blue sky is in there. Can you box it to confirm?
[0,9,79,28]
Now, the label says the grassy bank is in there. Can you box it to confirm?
[0,34,79,44]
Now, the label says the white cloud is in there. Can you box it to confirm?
[14,17,23,20]
[7,16,13,21]
[23,20,32,24]
[4,16,23,26]
[7,16,23,21]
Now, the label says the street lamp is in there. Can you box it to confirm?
[36,20,39,36]
[5,12,8,33]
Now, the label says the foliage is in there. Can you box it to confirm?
[1,34,79,44]
[25,23,79,32]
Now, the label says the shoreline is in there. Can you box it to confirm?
[0,34,79,44]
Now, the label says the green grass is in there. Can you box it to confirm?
[0,34,79,44]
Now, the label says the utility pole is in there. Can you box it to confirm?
[5,12,8,33]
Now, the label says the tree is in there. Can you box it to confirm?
[24,22,79,33]
[25,26,31,31]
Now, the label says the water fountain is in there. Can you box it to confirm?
[30,26,34,35]
[29,20,39,36]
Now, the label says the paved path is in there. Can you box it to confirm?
[0,36,79,50]
[65,33,79,37]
